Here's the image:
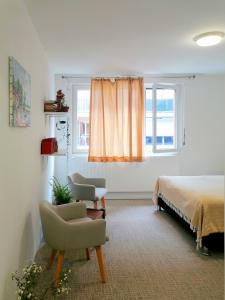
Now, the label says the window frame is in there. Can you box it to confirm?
[72,82,183,155]
[144,83,182,154]
[72,84,90,154]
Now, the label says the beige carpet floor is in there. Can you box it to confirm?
[36,200,224,300]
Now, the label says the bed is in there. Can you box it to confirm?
[153,175,224,252]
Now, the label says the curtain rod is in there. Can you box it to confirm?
[61,74,196,80]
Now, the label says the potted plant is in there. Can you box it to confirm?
[51,177,72,205]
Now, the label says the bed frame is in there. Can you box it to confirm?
[157,196,224,255]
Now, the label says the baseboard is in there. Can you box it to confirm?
[106,192,153,200]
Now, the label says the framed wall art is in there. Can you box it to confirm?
[9,56,31,127]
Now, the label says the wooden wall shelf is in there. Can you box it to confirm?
[41,150,67,156]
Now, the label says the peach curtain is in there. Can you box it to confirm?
[88,78,144,162]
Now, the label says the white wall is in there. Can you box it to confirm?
[54,74,224,198]
[180,76,225,175]
[0,0,51,298]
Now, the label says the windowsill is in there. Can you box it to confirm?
[71,152,88,158]
[70,151,179,159]
[144,152,178,158]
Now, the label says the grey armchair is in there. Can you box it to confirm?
[68,173,107,209]
[39,201,107,287]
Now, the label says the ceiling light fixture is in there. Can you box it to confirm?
[194,31,225,47]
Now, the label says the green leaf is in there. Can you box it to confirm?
[50,176,72,205]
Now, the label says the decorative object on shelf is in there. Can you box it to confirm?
[9,56,31,127]
[56,89,64,111]
[56,89,69,112]
[61,106,69,112]
[12,261,71,299]
[44,101,58,112]
[50,176,72,205]
[44,90,69,112]
[41,138,58,155]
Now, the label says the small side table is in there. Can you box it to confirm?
[87,208,105,220]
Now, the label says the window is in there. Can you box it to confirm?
[145,84,181,153]
[72,85,90,152]
[72,83,182,154]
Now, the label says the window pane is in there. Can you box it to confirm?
[156,136,163,144]
[77,90,90,150]
[164,136,173,145]
[145,88,153,151]
[156,88,176,150]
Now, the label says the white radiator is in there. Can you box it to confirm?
[54,154,180,198]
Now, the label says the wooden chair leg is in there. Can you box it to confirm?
[54,251,65,287]
[47,249,57,270]
[95,246,107,283]
[86,248,90,260]
[101,197,106,209]
[94,201,98,209]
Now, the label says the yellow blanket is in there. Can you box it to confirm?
[153,176,224,239]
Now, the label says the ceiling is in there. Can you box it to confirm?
[25,0,225,75]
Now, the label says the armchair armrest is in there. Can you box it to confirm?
[74,183,96,200]
[64,219,106,249]
[55,202,87,221]
[85,178,106,188]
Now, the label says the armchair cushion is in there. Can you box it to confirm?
[55,201,87,221]
[68,217,91,224]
